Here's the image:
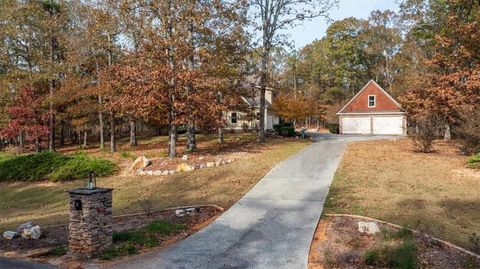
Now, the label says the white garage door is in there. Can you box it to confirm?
[372,116,404,135]
[341,117,371,134]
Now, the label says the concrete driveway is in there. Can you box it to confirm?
[102,134,400,269]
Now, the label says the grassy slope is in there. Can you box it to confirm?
[324,138,480,249]
[0,135,309,230]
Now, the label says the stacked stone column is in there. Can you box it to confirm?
[68,188,113,256]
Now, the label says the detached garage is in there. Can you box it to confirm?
[337,80,406,135]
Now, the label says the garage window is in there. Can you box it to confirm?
[368,95,376,107]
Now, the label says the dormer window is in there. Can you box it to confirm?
[368,95,376,107]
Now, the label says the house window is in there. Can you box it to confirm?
[231,112,237,124]
[368,95,376,107]
[256,112,260,120]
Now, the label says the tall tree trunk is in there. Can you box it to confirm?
[35,138,41,153]
[83,131,88,147]
[444,124,451,140]
[186,123,196,151]
[77,132,82,146]
[166,0,176,158]
[110,111,116,153]
[98,95,105,149]
[218,127,224,144]
[60,120,65,146]
[129,117,137,146]
[49,30,56,151]
[19,132,24,149]
[258,46,269,143]
[168,115,177,158]
[185,15,197,152]
[49,79,55,151]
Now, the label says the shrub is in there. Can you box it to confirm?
[328,123,339,134]
[177,125,188,135]
[274,123,295,137]
[98,242,138,260]
[120,150,136,160]
[138,198,153,216]
[469,233,480,254]
[453,106,480,154]
[467,154,480,170]
[363,240,418,269]
[48,153,116,181]
[48,245,67,256]
[409,114,444,153]
[100,220,186,260]
[364,249,380,266]
[278,126,295,137]
[0,152,116,182]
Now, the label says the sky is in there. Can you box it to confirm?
[283,0,400,49]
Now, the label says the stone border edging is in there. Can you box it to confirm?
[326,213,480,259]
[137,158,235,176]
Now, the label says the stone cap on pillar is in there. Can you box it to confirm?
[67,188,113,195]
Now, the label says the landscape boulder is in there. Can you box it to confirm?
[177,163,195,172]
[21,225,41,240]
[3,231,19,240]
[130,156,151,173]
[175,209,186,217]
[16,221,34,233]
[357,221,379,235]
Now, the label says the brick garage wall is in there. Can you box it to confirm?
[342,82,401,113]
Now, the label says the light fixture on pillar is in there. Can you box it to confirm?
[85,171,96,190]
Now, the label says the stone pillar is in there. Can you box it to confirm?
[68,188,113,256]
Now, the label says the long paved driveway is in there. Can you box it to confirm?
[106,135,403,269]
[106,135,355,269]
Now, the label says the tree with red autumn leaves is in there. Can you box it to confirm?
[1,87,49,152]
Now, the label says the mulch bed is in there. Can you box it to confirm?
[0,206,221,259]
[309,215,480,269]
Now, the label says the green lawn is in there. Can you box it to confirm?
[0,134,309,230]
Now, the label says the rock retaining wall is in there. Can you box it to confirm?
[137,158,235,176]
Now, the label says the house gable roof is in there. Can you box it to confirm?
[337,80,404,114]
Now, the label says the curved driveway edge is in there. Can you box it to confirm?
[104,135,401,269]
[0,257,58,269]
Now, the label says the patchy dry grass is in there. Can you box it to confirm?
[0,134,309,230]
[324,138,480,250]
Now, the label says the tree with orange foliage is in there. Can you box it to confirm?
[400,0,480,153]
[272,94,326,128]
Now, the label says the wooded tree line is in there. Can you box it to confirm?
[281,0,480,153]
[0,0,339,155]
[0,0,249,157]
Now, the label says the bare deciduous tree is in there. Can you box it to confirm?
[249,0,338,142]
